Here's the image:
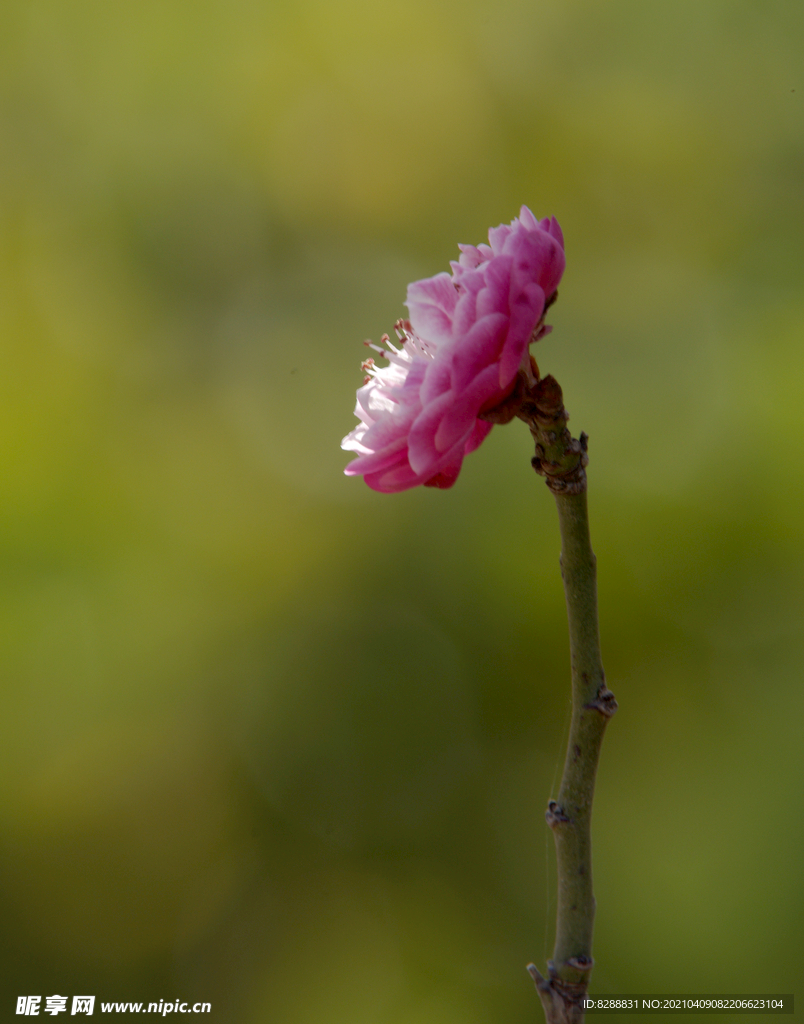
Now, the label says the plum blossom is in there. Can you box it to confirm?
[342,206,565,493]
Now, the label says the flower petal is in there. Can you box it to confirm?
[450,312,508,393]
[406,273,457,345]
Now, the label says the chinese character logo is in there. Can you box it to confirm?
[17,997,41,1016]
[70,998,94,1016]
[45,996,68,1016]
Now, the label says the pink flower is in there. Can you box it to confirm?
[342,206,565,493]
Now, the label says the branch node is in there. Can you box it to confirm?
[564,956,594,973]
[545,800,571,827]
[545,467,587,495]
[527,962,589,1024]
[584,682,618,718]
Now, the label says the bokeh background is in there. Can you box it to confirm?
[1,0,803,1020]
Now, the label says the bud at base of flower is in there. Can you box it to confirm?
[518,375,589,495]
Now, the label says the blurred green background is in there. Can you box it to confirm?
[1,0,803,1020]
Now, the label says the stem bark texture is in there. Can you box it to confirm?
[518,376,617,1024]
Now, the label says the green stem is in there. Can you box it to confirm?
[518,376,617,1024]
